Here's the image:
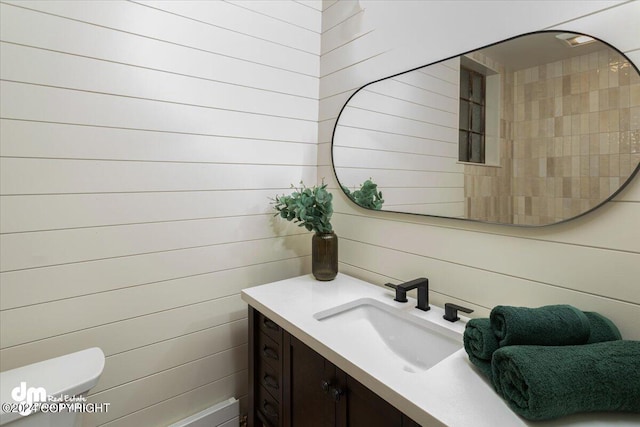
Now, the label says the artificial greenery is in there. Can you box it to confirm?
[272,182,333,233]
[341,179,384,210]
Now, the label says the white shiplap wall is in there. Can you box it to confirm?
[332,57,464,216]
[1,1,638,425]
[0,1,321,426]
[319,0,640,339]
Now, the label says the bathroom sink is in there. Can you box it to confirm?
[313,298,461,373]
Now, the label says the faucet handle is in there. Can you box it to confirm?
[384,283,408,303]
[443,303,474,322]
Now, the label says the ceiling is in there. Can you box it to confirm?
[476,32,608,71]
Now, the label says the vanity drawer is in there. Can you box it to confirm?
[258,357,282,401]
[257,331,282,372]
[257,311,282,343]
[257,385,280,427]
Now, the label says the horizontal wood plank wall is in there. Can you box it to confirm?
[319,1,640,339]
[333,57,464,216]
[0,1,321,425]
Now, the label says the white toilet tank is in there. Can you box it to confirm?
[0,348,105,427]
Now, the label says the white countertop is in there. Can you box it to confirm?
[241,273,640,427]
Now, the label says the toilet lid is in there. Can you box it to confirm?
[0,347,105,425]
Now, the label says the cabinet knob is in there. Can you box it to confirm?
[321,380,343,401]
[262,400,278,419]
[264,374,279,390]
[262,346,279,360]
[330,386,344,402]
[263,317,279,331]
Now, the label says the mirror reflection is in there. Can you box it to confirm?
[332,31,640,225]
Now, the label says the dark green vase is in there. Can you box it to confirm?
[312,232,338,281]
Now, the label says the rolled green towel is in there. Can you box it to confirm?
[584,311,622,343]
[464,318,500,359]
[490,304,590,347]
[491,340,640,420]
[463,318,498,379]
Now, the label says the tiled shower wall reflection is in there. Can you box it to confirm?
[463,52,513,223]
[466,47,640,225]
[512,48,640,224]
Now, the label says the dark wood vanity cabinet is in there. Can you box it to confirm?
[248,307,421,427]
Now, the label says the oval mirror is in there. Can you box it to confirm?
[332,31,640,226]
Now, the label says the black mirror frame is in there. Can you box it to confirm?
[331,30,640,227]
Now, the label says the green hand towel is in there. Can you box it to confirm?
[490,304,590,347]
[464,318,500,359]
[584,311,622,343]
[491,340,640,421]
[463,318,499,379]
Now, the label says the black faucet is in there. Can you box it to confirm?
[385,277,430,311]
[443,303,474,322]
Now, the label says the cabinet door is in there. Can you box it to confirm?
[288,335,337,427]
[339,369,404,427]
[249,308,422,427]
[287,338,415,427]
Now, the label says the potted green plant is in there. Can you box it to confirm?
[341,179,384,210]
[272,182,338,281]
